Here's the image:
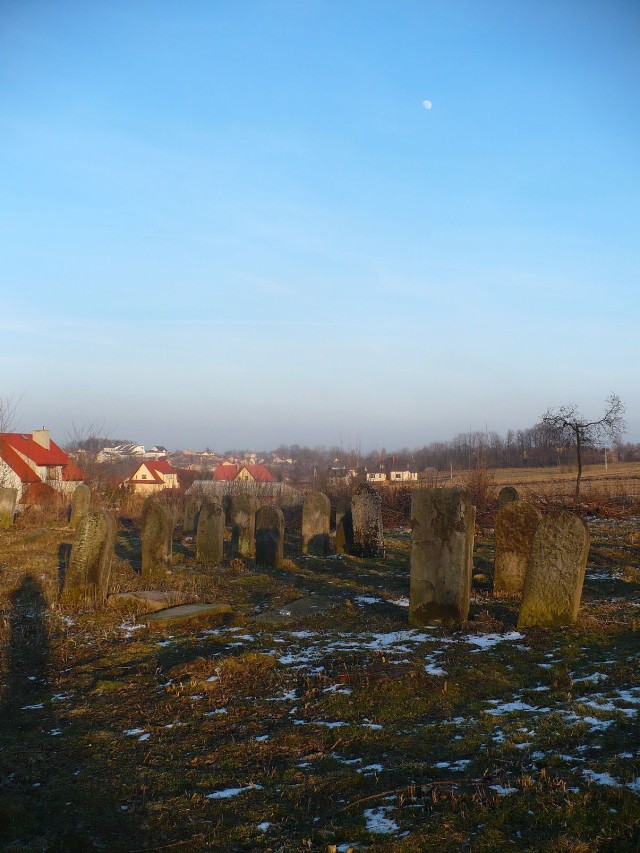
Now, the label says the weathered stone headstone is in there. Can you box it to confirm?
[518,510,590,629]
[183,497,200,535]
[196,498,224,565]
[493,501,542,596]
[0,487,18,527]
[229,494,258,558]
[498,486,519,509]
[335,500,352,555]
[255,506,285,568]
[351,483,384,558]
[69,483,91,529]
[61,508,116,605]
[141,500,174,580]
[302,491,331,555]
[409,488,475,626]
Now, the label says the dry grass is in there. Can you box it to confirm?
[0,510,639,851]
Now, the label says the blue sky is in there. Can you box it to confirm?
[2,1,638,451]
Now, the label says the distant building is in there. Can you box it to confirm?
[0,429,84,504]
[124,459,180,494]
[212,464,275,483]
[389,470,418,482]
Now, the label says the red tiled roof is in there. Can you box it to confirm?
[244,465,275,482]
[212,464,275,482]
[148,458,177,475]
[0,441,40,483]
[212,464,239,481]
[0,432,84,484]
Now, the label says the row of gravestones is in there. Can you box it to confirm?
[185,482,386,560]
[409,487,590,629]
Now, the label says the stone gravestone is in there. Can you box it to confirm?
[302,491,331,555]
[0,487,18,527]
[196,498,224,565]
[498,486,519,509]
[335,499,353,555]
[350,483,384,558]
[183,497,200,535]
[518,510,590,629]
[255,506,285,568]
[493,501,542,596]
[141,500,174,581]
[69,483,91,529]
[409,488,475,627]
[62,508,116,604]
[230,494,258,559]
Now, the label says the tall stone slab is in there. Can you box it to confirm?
[302,491,331,555]
[518,510,590,629]
[69,483,91,529]
[141,500,174,580]
[183,497,200,535]
[62,508,116,604]
[335,500,352,555]
[0,487,18,527]
[498,486,519,509]
[255,506,285,568]
[196,498,224,565]
[409,488,475,627]
[230,494,258,559]
[351,483,384,558]
[493,501,542,596]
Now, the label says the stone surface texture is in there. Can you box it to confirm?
[493,501,542,595]
[518,510,590,629]
[255,505,285,568]
[69,483,91,529]
[141,500,174,580]
[62,508,116,604]
[302,492,331,555]
[335,500,352,554]
[144,603,232,623]
[196,498,224,565]
[230,494,258,558]
[497,486,519,509]
[409,488,475,626]
[350,483,384,558]
[183,497,200,534]
[0,487,18,527]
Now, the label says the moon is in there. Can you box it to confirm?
[422,99,432,110]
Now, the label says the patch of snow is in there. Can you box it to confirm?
[583,769,619,787]
[21,703,44,710]
[355,595,382,605]
[466,631,524,650]
[358,763,384,774]
[364,806,399,834]
[424,661,447,676]
[257,822,271,832]
[390,597,410,607]
[124,728,146,737]
[207,784,263,799]
[485,700,539,716]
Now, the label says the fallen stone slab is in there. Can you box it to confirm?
[107,591,194,612]
[144,603,232,623]
[253,595,337,625]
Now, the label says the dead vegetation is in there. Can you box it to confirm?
[0,498,639,851]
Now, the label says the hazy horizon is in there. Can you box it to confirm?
[3,2,638,449]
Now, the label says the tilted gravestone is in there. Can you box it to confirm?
[183,496,200,535]
[498,486,519,509]
[335,499,353,555]
[409,488,475,626]
[230,494,258,559]
[61,508,116,604]
[351,483,384,558]
[302,491,331,555]
[493,501,542,596]
[69,483,91,529]
[0,487,18,527]
[255,505,285,568]
[141,500,174,581]
[196,498,224,565]
[518,510,590,629]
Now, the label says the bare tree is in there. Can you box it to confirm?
[0,394,23,487]
[539,394,626,498]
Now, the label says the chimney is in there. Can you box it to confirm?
[32,428,50,450]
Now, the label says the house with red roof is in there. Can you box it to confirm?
[212,464,275,483]
[0,429,85,504]
[124,458,180,495]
